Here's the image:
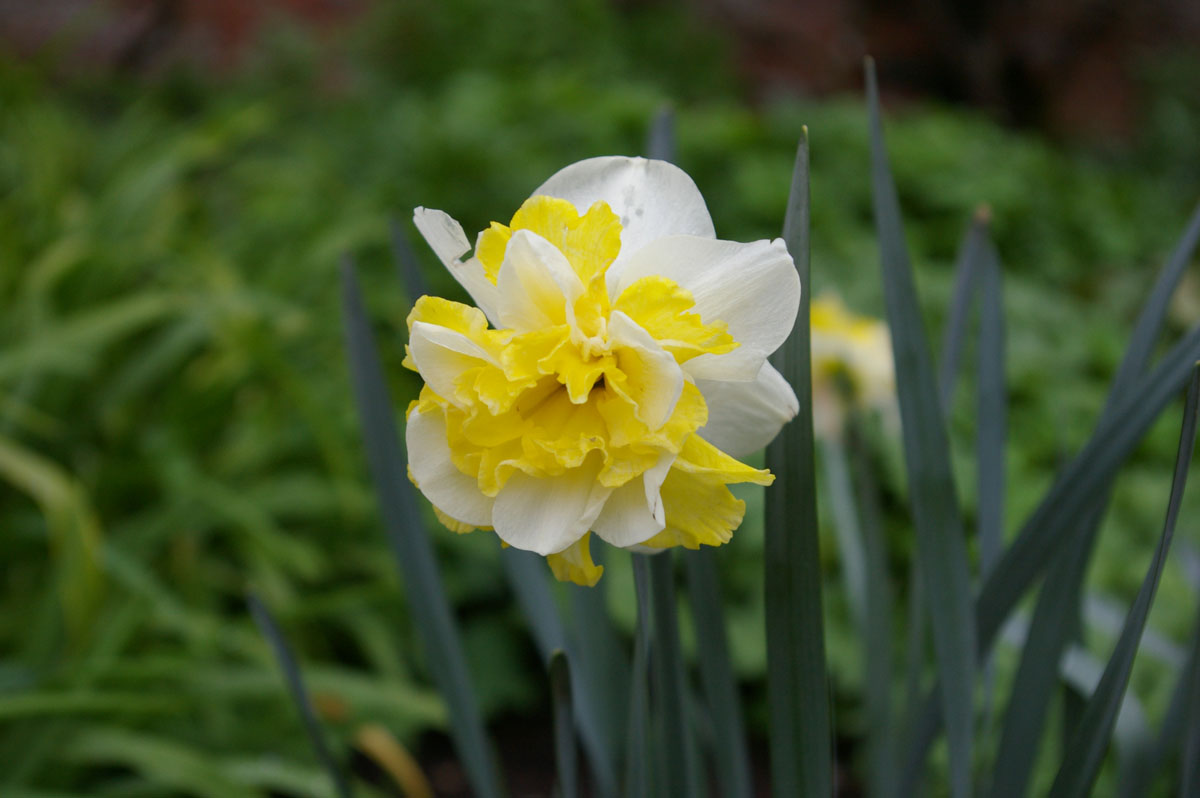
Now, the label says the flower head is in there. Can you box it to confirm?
[405,156,800,584]
[810,293,895,440]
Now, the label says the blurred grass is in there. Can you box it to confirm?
[1,1,1199,794]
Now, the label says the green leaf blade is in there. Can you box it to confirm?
[866,58,976,798]
[502,548,618,798]
[938,212,988,411]
[764,127,834,798]
[905,318,1200,788]
[247,593,354,798]
[550,650,579,798]
[340,259,501,798]
[643,552,699,797]
[1048,365,1200,797]
[684,548,753,798]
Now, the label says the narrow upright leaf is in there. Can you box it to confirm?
[976,239,1006,579]
[1111,201,1200,393]
[986,203,1200,795]
[390,219,432,305]
[866,57,976,798]
[626,556,654,798]
[501,548,566,658]
[247,593,354,798]
[646,106,677,163]
[938,210,989,411]
[848,421,897,798]
[1182,602,1200,797]
[975,237,1007,758]
[550,650,578,798]
[906,198,1200,782]
[684,549,753,798]
[988,534,1090,798]
[822,438,868,630]
[340,259,501,798]
[905,318,1200,786]
[1116,607,1193,798]
[502,548,618,798]
[764,127,833,798]
[567,554,627,798]
[1049,365,1200,797]
[643,552,698,797]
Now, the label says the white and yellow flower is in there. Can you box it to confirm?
[404,156,800,585]
[810,293,895,440]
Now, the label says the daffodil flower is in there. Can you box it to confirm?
[810,293,895,440]
[404,156,800,585]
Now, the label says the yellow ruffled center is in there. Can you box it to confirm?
[405,196,773,584]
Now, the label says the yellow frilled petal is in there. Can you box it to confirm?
[546,532,604,586]
[477,196,622,288]
[640,434,772,550]
[614,275,738,363]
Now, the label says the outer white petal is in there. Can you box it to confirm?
[696,361,799,457]
[492,459,613,556]
[534,156,715,261]
[592,453,674,547]
[611,235,800,381]
[413,207,500,323]
[407,409,494,526]
[495,229,584,333]
[607,310,684,431]
[408,321,496,408]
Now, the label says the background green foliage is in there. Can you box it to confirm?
[2,1,1199,793]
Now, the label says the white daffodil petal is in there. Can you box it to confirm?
[608,310,684,431]
[534,156,716,260]
[612,235,800,380]
[495,229,585,333]
[492,459,613,556]
[697,361,799,457]
[407,409,494,526]
[413,207,500,322]
[592,453,674,547]
[408,321,496,407]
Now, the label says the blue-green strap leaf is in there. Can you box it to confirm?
[866,57,976,798]
[976,238,1006,578]
[764,127,834,798]
[643,552,699,797]
[550,650,578,798]
[501,548,618,798]
[847,420,897,798]
[684,549,752,798]
[340,258,502,798]
[626,555,654,798]
[1182,602,1200,797]
[390,219,432,305]
[938,210,989,411]
[1048,364,1200,797]
[247,593,354,798]
[904,318,1200,787]
[567,556,627,798]
[986,200,1199,796]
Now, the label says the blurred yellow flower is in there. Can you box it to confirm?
[405,157,801,584]
[810,294,895,440]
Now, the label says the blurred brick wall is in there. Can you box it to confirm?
[697,0,1200,141]
[0,0,363,73]
[3,0,1198,142]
